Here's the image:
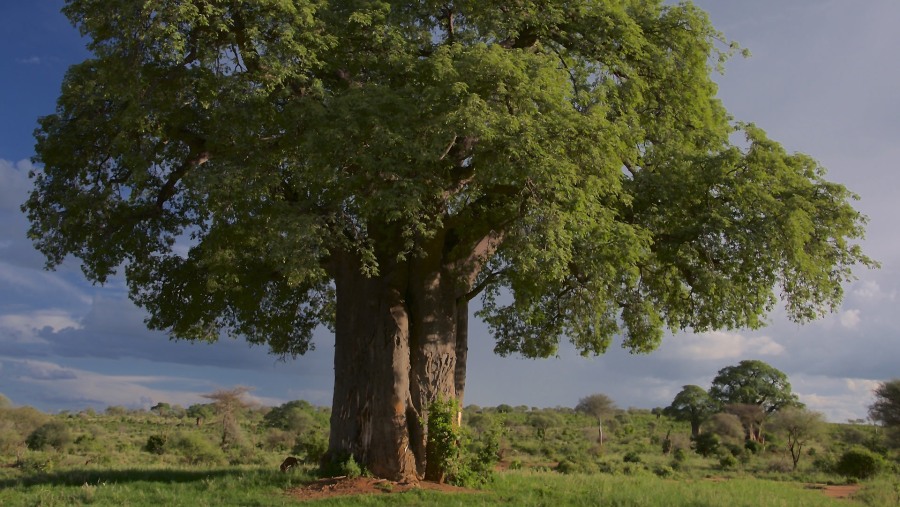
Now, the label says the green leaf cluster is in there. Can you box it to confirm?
[25,0,875,360]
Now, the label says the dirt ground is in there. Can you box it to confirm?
[812,483,862,500]
[286,476,476,502]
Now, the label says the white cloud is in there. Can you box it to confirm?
[0,309,80,343]
[839,309,861,329]
[792,375,880,422]
[666,331,785,361]
[852,280,896,302]
[1,357,213,409]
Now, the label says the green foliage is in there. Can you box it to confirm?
[709,360,801,413]
[426,397,499,487]
[869,379,900,428]
[692,433,720,458]
[835,447,884,480]
[665,385,716,436]
[167,432,224,465]
[0,405,49,454]
[622,451,642,463]
[719,453,739,470]
[143,434,167,455]
[26,421,72,451]
[292,431,329,465]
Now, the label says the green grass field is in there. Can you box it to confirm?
[1,403,898,506]
[2,465,898,506]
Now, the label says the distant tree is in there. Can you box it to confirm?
[576,394,618,446]
[769,407,825,470]
[702,412,745,447]
[665,385,716,437]
[150,402,172,417]
[869,379,900,448]
[709,360,801,414]
[527,412,561,440]
[202,386,253,448]
[264,400,327,435]
[724,403,767,442]
[0,393,11,409]
[869,379,900,427]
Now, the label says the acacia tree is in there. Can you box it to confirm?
[770,406,825,470]
[665,385,716,438]
[25,0,873,481]
[576,393,618,446]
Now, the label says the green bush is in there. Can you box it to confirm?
[144,434,167,454]
[26,421,72,451]
[167,432,224,465]
[691,433,719,457]
[622,451,642,463]
[718,453,738,470]
[835,448,883,480]
[293,431,328,464]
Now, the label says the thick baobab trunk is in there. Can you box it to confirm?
[327,251,469,482]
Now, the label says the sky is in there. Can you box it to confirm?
[1,1,898,422]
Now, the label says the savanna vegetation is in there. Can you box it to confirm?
[2,370,899,506]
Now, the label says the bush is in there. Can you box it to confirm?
[654,465,676,478]
[167,432,224,465]
[622,451,642,463]
[144,434,167,454]
[26,421,72,451]
[692,433,719,457]
[293,431,328,464]
[718,453,738,470]
[835,448,883,480]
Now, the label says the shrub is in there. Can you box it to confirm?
[622,451,642,463]
[167,432,224,465]
[144,434,167,454]
[293,431,328,464]
[718,453,738,470]
[692,433,719,457]
[835,448,883,480]
[744,440,763,454]
[654,465,676,478]
[26,421,72,451]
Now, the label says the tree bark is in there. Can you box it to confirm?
[327,249,469,482]
[327,252,419,480]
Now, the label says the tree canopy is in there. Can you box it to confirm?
[25,0,873,359]
[708,360,801,414]
[665,385,716,437]
[869,379,900,427]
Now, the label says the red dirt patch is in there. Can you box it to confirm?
[286,476,476,502]
[807,483,862,500]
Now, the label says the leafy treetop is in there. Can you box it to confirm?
[25,0,875,361]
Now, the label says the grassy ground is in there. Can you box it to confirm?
[2,465,896,507]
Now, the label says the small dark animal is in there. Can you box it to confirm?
[280,456,300,472]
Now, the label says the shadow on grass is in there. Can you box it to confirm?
[0,467,253,489]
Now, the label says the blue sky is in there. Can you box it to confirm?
[1,1,898,421]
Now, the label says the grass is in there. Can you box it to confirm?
[1,466,887,507]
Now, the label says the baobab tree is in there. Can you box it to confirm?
[25,0,873,481]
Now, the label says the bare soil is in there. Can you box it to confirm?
[809,483,862,500]
[286,476,476,502]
